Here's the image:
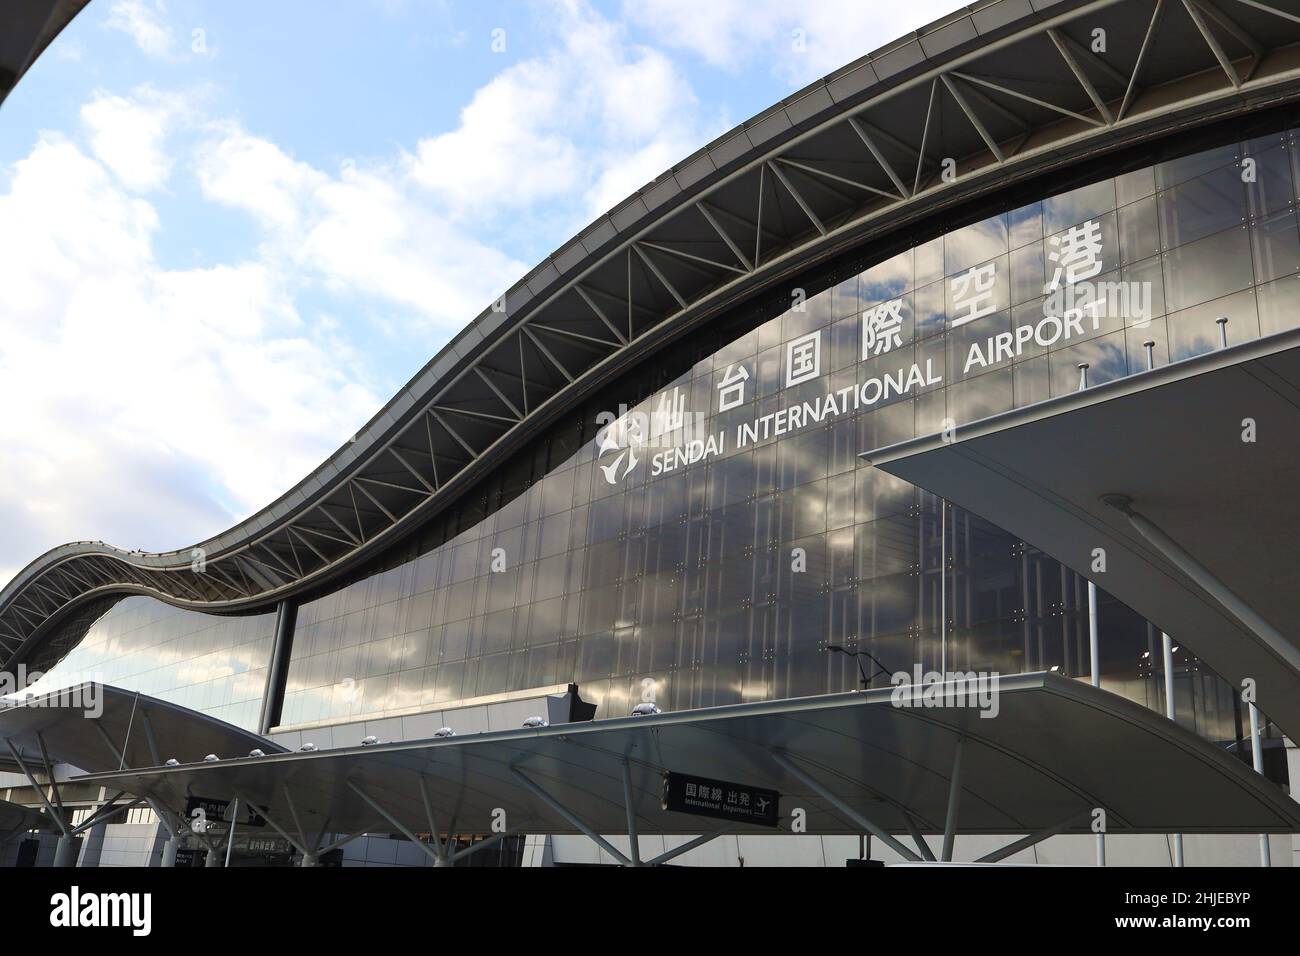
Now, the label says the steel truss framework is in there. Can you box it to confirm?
[6,0,1300,668]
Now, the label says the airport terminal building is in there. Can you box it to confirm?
[3,0,1300,867]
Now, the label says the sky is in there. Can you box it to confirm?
[0,0,960,586]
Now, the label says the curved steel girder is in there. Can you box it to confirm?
[0,0,90,109]
[7,0,1300,667]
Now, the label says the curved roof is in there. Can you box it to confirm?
[7,0,1300,666]
[0,0,89,109]
[0,683,287,774]
[68,676,1300,842]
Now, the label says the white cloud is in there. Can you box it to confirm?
[80,89,182,191]
[409,0,718,226]
[105,0,175,59]
[0,133,382,580]
[196,125,527,335]
[624,0,963,86]
[0,1,743,587]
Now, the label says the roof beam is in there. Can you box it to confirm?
[1183,0,1242,88]
[638,239,748,276]
[774,156,901,202]
[695,201,753,271]
[472,365,526,419]
[847,116,910,199]
[1119,0,1166,122]
[941,74,1005,164]
[429,408,481,458]
[913,79,940,195]
[1045,29,1114,125]
[632,242,690,308]
[1233,0,1300,25]
[573,284,629,346]
[766,160,827,237]
[1194,0,1264,81]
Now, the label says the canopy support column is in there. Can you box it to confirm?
[234,791,313,862]
[974,809,1093,863]
[769,751,920,862]
[4,738,69,837]
[902,812,937,862]
[1103,495,1300,672]
[941,736,964,862]
[643,829,733,867]
[347,779,446,866]
[511,768,632,866]
[621,758,642,866]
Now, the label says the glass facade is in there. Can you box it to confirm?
[22,596,275,730]
[26,125,1298,761]
[279,127,1300,746]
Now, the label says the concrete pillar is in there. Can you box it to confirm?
[160,838,179,868]
[299,852,319,867]
[205,843,223,867]
[53,834,80,868]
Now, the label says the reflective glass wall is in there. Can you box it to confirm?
[22,596,275,730]
[281,127,1300,739]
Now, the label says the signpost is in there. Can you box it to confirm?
[661,771,780,828]
[184,795,266,835]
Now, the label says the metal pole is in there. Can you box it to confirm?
[1216,315,1229,348]
[769,752,921,861]
[1088,582,1100,689]
[1102,496,1300,672]
[224,798,239,868]
[941,737,963,862]
[620,758,641,866]
[1249,702,1271,867]
[1162,632,1184,867]
[902,812,937,862]
[345,780,447,866]
[259,600,297,735]
[53,834,79,868]
[510,769,633,865]
[1088,581,1104,867]
[975,809,1092,863]
[643,829,734,867]
[940,498,947,675]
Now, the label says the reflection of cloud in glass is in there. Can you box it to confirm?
[1043,179,1116,234]
[860,248,913,304]
[944,214,1007,275]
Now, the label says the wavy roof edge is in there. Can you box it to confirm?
[47,0,1086,571]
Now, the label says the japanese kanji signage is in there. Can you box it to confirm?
[184,795,266,833]
[661,771,780,827]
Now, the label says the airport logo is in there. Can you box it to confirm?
[49,886,151,936]
[596,326,942,486]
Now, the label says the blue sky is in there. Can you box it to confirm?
[0,0,957,583]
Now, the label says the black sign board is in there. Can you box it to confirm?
[661,771,780,827]
[184,795,266,832]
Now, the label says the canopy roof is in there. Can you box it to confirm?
[67,674,1300,843]
[0,683,286,776]
[867,328,1300,740]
